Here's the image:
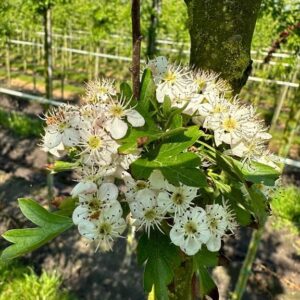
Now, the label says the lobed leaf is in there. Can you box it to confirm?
[137,231,181,300]
[1,198,73,260]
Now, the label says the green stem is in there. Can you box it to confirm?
[231,224,265,300]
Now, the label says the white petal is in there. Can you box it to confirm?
[43,131,62,149]
[157,191,171,210]
[149,170,166,190]
[98,183,118,202]
[170,226,185,246]
[107,118,128,139]
[206,235,222,252]
[78,220,97,240]
[126,110,145,127]
[156,84,167,103]
[62,128,80,147]
[46,142,65,157]
[103,201,123,220]
[71,181,97,197]
[183,236,201,256]
[72,205,89,225]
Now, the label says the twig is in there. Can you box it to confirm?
[131,0,142,100]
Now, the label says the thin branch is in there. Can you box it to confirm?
[131,0,142,100]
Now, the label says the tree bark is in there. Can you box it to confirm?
[147,0,161,58]
[185,0,262,94]
[43,6,53,100]
[131,0,142,100]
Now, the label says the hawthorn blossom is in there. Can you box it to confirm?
[105,96,145,139]
[170,207,210,255]
[130,189,166,235]
[123,170,166,202]
[77,201,126,252]
[42,105,81,156]
[72,182,119,225]
[204,105,258,146]
[155,64,192,103]
[205,202,236,252]
[85,78,116,103]
[157,183,198,216]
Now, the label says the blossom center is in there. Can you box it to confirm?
[213,104,226,113]
[98,222,112,235]
[184,221,197,234]
[196,79,206,90]
[144,209,157,221]
[172,193,184,205]
[110,104,125,118]
[88,135,102,149]
[164,71,176,83]
[136,181,148,190]
[223,117,238,132]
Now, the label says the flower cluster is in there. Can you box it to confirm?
[40,57,279,256]
[148,57,275,168]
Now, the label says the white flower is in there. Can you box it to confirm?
[253,150,281,172]
[72,182,119,225]
[156,64,193,103]
[85,78,116,103]
[204,105,258,146]
[228,129,271,163]
[42,105,81,154]
[130,189,166,235]
[79,127,119,166]
[147,56,168,84]
[157,183,198,216]
[77,201,126,252]
[170,207,210,255]
[205,202,236,252]
[191,70,231,96]
[105,96,145,139]
[123,170,166,202]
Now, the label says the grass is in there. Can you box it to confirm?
[271,185,300,235]
[0,108,43,137]
[0,260,75,300]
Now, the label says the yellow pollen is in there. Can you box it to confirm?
[213,104,227,113]
[184,221,197,234]
[173,193,184,205]
[46,116,58,125]
[99,222,112,235]
[99,86,108,94]
[88,135,102,149]
[164,71,176,83]
[196,79,206,90]
[144,209,156,221]
[136,181,148,190]
[223,117,238,132]
[110,105,125,118]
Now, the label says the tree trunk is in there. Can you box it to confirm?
[185,0,262,94]
[43,6,53,100]
[147,0,161,58]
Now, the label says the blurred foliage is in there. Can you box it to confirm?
[0,108,43,137]
[0,260,75,300]
[271,185,300,234]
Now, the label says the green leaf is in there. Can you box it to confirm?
[198,267,219,300]
[137,231,181,300]
[247,185,268,225]
[118,127,186,154]
[139,68,156,112]
[130,126,207,187]
[233,160,280,186]
[120,81,132,99]
[194,247,219,268]
[1,199,73,260]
